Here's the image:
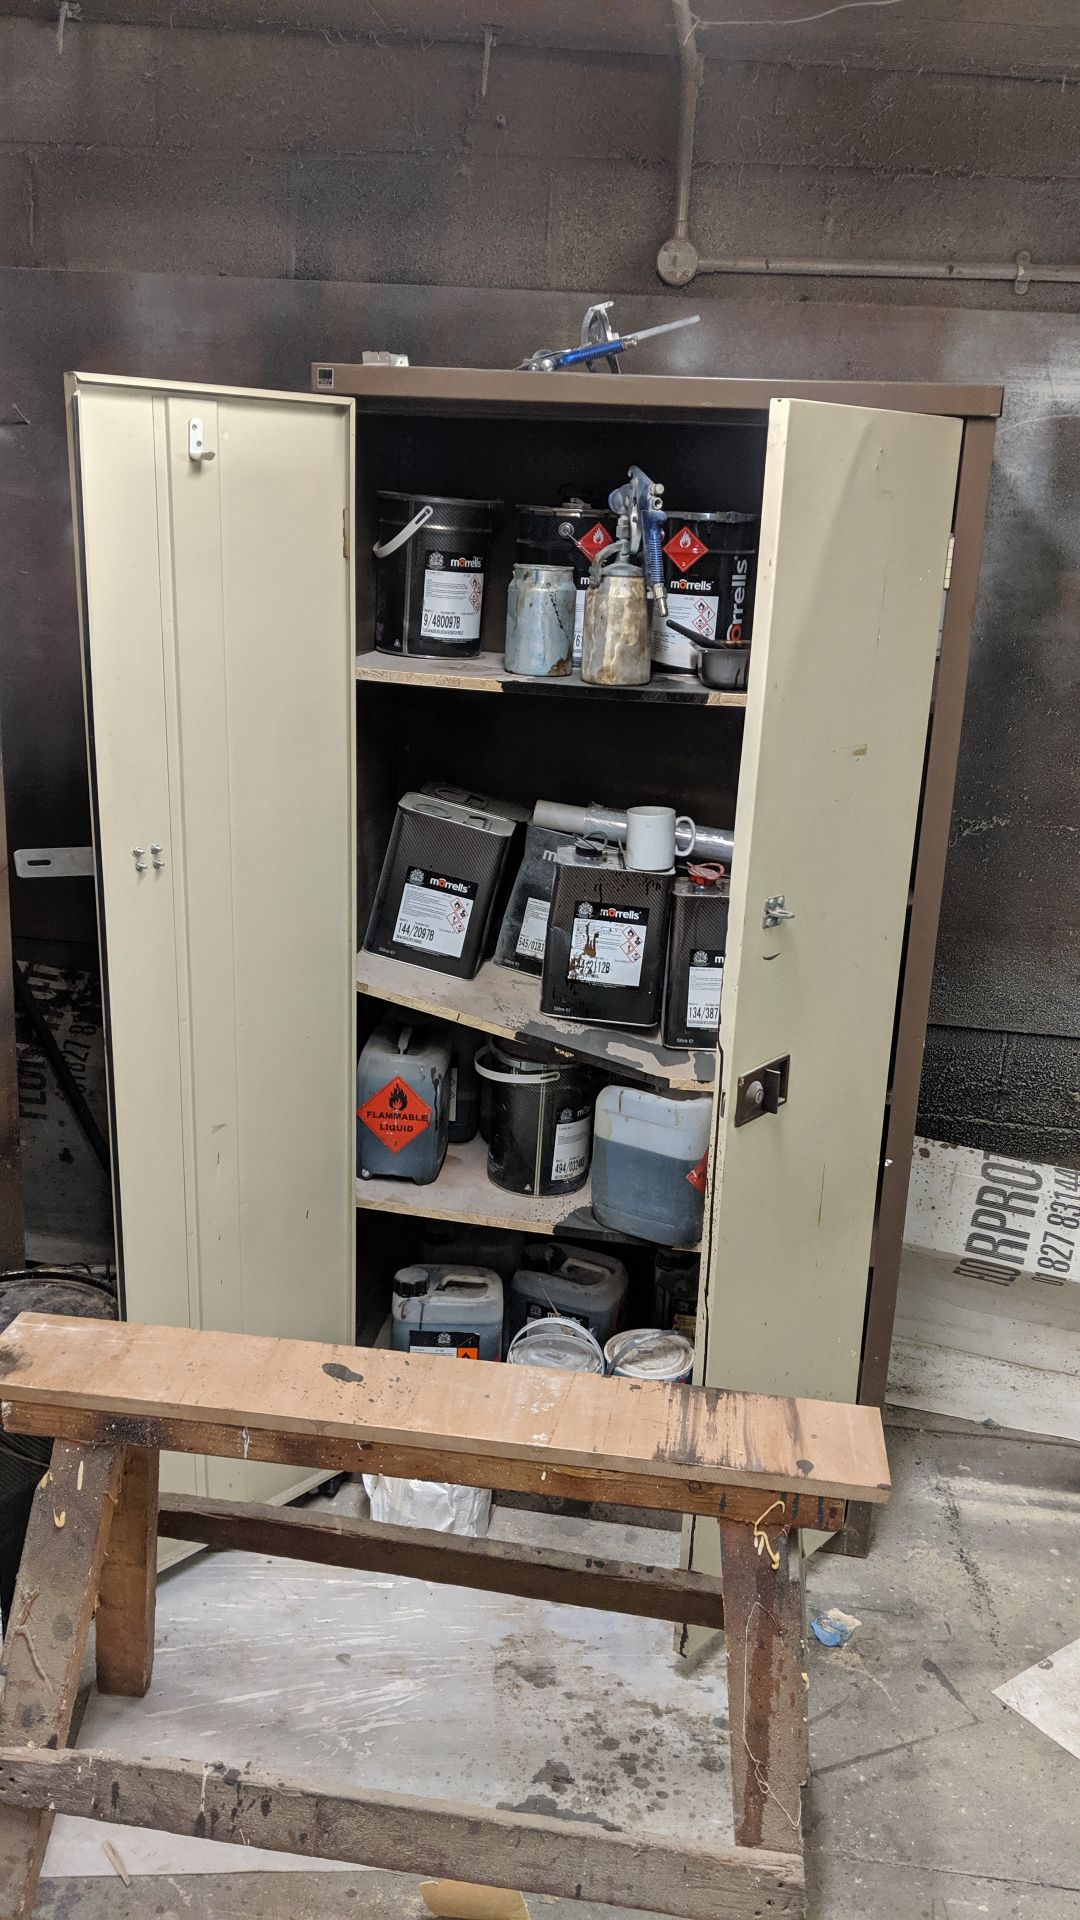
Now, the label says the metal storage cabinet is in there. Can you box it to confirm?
[70,361,998,1564]
[67,374,356,1510]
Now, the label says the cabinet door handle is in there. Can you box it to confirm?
[131,847,147,872]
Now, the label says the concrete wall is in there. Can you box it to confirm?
[2,10,1079,1164]
[3,14,1080,307]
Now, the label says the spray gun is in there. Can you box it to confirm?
[581,467,667,687]
[606,466,669,618]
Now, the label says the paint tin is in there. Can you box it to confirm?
[494,822,578,976]
[364,793,515,980]
[653,1249,700,1344]
[475,1039,596,1197]
[541,843,673,1030]
[651,511,759,671]
[374,491,498,659]
[661,867,730,1049]
[506,1315,606,1373]
[515,504,618,668]
[604,1328,695,1381]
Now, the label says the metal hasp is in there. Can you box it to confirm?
[763,894,795,929]
[734,1056,791,1128]
[187,417,215,463]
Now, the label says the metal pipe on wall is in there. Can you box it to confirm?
[655,6,1080,294]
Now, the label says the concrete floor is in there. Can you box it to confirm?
[29,1410,1080,1920]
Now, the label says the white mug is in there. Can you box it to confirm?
[624,806,696,872]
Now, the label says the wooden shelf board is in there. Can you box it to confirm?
[356,949,716,1093]
[355,1134,590,1236]
[355,1134,701,1252]
[355,650,747,708]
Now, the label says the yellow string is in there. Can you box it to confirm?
[752,1498,785,1571]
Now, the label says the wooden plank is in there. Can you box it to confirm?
[0,1315,891,1506]
[355,1137,593,1238]
[0,1747,806,1919]
[356,950,715,1093]
[157,1491,726,1629]
[11,1409,847,1527]
[719,1521,808,1853]
[0,1443,123,1919]
[355,649,747,709]
[96,1447,158,1699]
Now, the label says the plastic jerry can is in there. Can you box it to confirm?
[661,867,730,1049]
[541,843,673,1029]
[591,1085,713,1247]
[447,1028,481,1144]
[507,1242,628,1347]
[391,1265,504,1361]
[356,1021,451,1184]
[364,793,515,980]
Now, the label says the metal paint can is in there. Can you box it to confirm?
[515,504,618,667]
[475,1039,596,1197]
[604,1328,695,1381]
[364,793,515,981]
[661,867,730,1049]
[374,491,498,659]
[651,511,760,671]
[505,563,576,678]
[506,1315,606,1373]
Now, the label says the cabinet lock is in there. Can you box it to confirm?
[734,1055,791,1127]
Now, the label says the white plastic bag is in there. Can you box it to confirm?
[362,1475,492,1536]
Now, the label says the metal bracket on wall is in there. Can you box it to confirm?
[14,847,94,879]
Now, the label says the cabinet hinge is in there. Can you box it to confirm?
[942,534,955,591]
[343,509,350,561]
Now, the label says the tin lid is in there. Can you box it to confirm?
[399,792,515,837]
[506,1316,606,1373]
[604,1328,695,1379]
[516,502,602,516]
[663,510,759,525]
[377,490,500,510]
[687,863,729,890]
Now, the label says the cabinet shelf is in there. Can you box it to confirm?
[355,1132,701,1252]
[355,1134,591,1236]
[355,650,747,708]
[356,948,716,1093]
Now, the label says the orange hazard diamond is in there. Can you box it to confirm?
[664,525,708,573]
[357,1076,432,1153]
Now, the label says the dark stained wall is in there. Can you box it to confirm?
[1,11,1078,1163]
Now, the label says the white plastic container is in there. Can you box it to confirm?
[507,1244,628,1347]
[506,1316,606,1373]
[391,1264,504,1361]
[604,1328,695,1381]
[591,1086,712,1247]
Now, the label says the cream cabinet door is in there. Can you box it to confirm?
[686,399,961,1617]
[69,375,356,1507]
